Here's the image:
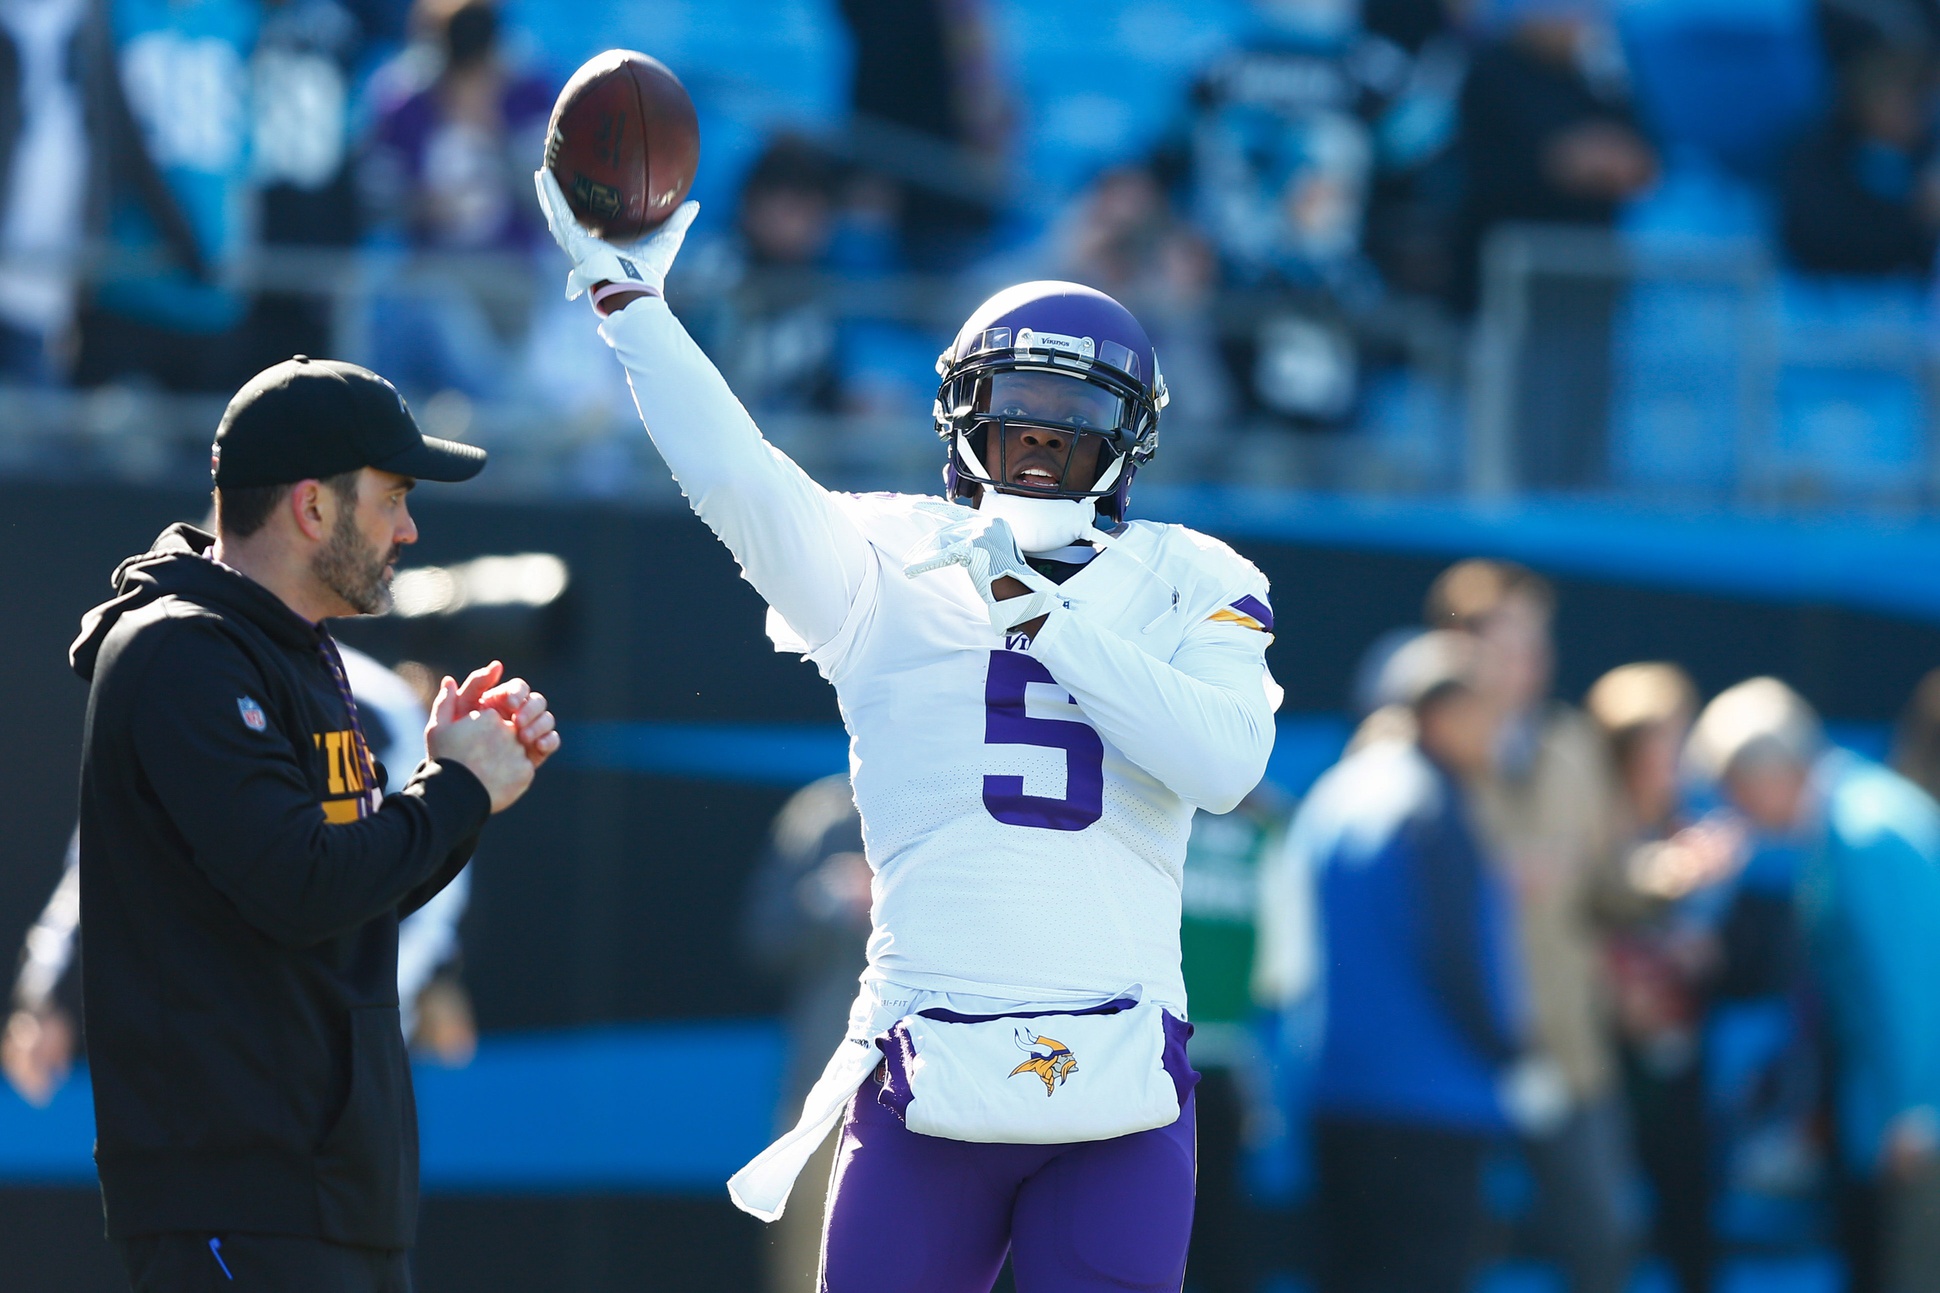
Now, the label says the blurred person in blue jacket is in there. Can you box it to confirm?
[1298,629,1562,1293]
[1688,677,1940,1293]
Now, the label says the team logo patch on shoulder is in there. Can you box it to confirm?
[1207,593,1274,633]
[237,697,267,731]
[1009,1030,1078,1096]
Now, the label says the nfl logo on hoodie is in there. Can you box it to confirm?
[237,697,267,732]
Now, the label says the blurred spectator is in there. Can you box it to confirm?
[0,0,90,383]
[2,827,79,1105]
[1428,559,1639,1293]
[1585,662,1730,1293]
[1689,678,1940,1293]
[1361,0,1469,300]
[73,0,258,388]
[1781,47,1940,278]
[1178,782,1289,1293]
[1816,0,1940,78]
[1456,0,1658,305]
[740,775,869,1293]
[835,0,1007,270]
[684,135,847,416]
[361,0,549,396]
[1295,630,1545,1293]
[1185,10,1375,430]
[1,647,475,1109]
[344,649,475,1066]
[363,0,545,253]
[1031,162,1234,436]
[1456,0,1656,489]
[242,0,370,366]
[67,0,257,392]
[1891,664,1940,800]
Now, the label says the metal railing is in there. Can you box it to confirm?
[1467,223,1940,506]
[3,230,1934,511]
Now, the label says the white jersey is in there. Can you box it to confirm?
[766,492,1279,1013]
[594,295,1279,1217]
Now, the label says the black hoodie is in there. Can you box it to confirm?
[70,524,490,1248]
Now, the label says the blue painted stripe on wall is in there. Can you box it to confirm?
[566,715,1358,795]
[563,721,852,786]
[0,1020,786,1192]
[1143,486,1940,626]
[563,716,1888,793]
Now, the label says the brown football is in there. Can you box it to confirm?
[543,50,699,242]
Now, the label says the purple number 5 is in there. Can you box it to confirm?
[982,650,1104,831]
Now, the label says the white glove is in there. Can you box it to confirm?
[533,168,699,302]
[1498,1055,1572,1138]
[903,515,1070,632]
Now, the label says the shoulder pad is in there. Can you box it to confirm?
[1125,521,1273,631]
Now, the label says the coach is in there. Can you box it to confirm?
[69,357,557,1292]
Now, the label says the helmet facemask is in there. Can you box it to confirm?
[935,327,1163,546]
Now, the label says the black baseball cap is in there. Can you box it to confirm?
[212,356,487,488]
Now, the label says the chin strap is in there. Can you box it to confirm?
[904,514,1072,631]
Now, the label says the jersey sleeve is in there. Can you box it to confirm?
[598,297,871,652]
[1029,535,1280,813]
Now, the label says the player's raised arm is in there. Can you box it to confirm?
[535,172,869,651]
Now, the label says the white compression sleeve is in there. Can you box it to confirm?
[1029,612,1278,813]
[598,298,870,650]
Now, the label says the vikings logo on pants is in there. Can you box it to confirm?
[1008,1029,1078,1096]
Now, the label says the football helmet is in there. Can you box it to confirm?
[934,281,1167,535]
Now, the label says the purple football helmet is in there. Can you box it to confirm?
[933,281,1167,521]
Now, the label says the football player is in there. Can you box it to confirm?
[538,175,1280,1293]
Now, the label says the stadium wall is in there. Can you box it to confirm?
[4,478,1937,1290]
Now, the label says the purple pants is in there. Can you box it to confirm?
[819,1075,1198,1293]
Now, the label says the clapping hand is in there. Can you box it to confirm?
[425,662,560,814]
[1629,817,1747,902]
[434,661,560,768]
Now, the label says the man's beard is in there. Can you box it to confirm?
[312,509,397,616]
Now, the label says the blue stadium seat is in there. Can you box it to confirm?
[1610,276,1755,492]
[1619,0,1826,177]
[995,0,1254,214]
[504,0,850,226]
[1771,274,1931,493]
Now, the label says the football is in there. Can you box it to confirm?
[543,50,699,242]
